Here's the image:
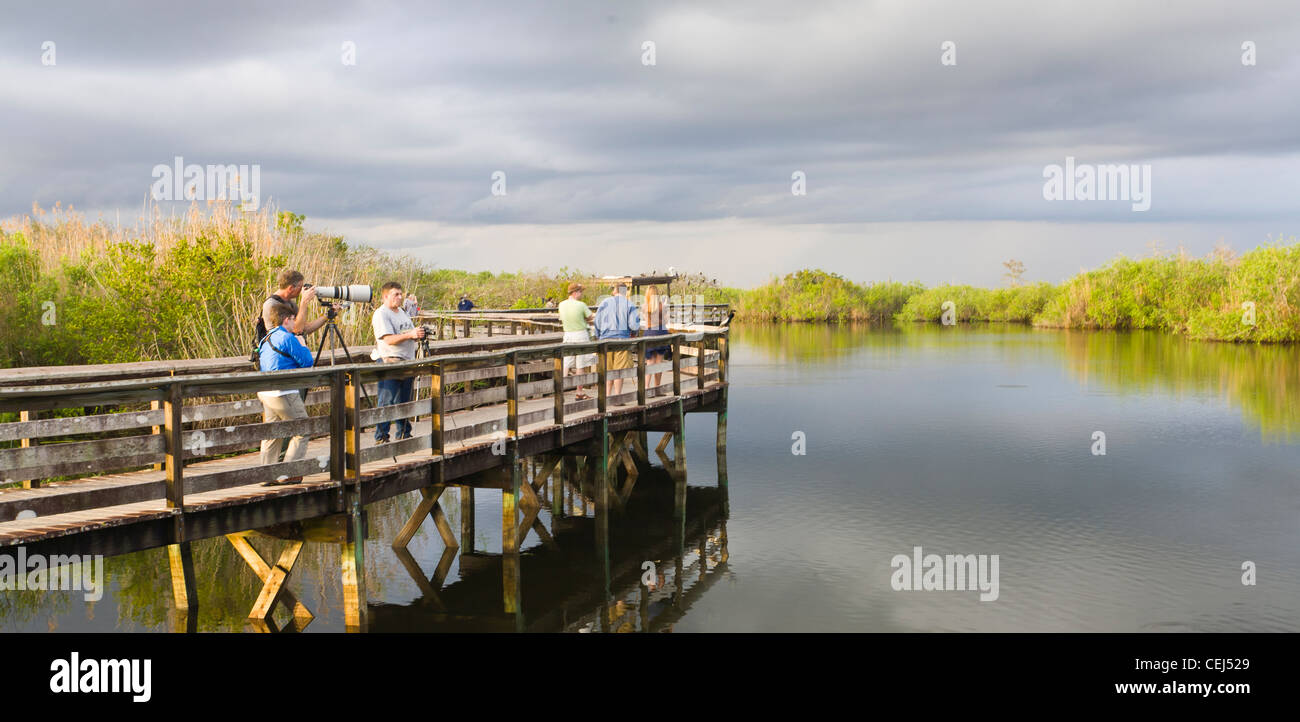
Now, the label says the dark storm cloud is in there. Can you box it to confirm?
[1,0,1298,283]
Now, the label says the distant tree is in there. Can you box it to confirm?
[1002,259,1026,287]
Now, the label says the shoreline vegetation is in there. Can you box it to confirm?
[1,203,1296,370]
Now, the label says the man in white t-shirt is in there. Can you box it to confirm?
[371,282,426,442]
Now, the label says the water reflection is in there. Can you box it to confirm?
[736,322,1300,438]
[0,439,730,633]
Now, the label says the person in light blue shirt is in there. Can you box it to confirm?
[256,306,316,484]
[593,283,641,400]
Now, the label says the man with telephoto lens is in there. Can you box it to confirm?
[371,282,426,443]
[263,269,328,341]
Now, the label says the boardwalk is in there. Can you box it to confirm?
[0,324,731,630]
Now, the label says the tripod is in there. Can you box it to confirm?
[314,301,372,404]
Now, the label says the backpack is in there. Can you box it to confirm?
[250,296,296,369]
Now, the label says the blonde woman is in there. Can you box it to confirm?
[642,286,671,395]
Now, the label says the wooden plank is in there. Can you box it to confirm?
[0,435,165,481]
[358,397,431,427]
[359,433,430,464]
[181,415,330,458]
[185,371,336,398]
[0,387,166,414]
[186,454,331,489]
[0,408,160,442]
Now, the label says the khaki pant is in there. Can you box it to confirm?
[258,391,309,466]
[606,349,633,370]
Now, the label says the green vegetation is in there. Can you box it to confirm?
[895,282,1058,323]
[3,203,1298,374]
[1036,244,1300,342]
[735,270,922,322]
[0,203,733,369]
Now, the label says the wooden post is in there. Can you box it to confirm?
[596,342,608,413]
[431,362,444,456]
[502,457,521,615]
[551,454,563,520]
[460,487,475,550]
[330,370,346,481]
[341,492,367,632]
[345,371,363,481]
[163,381,184,511]
[511,321,519,335]
[506,351,519,440]
[673,398,686,528]
[462,319,470,338]
[167,542,197,611]
[149,400,164,472]
[487,321,493,337]
[593,418,611,605]
[717,408,729,516]
[672,336,682,397]
[437,318,444,340]
[636,339,647,407]
[19,410,39,488]
[552,350,565,426]
[697,338,707,390]
[717,334,728,385]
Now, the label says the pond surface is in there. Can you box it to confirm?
[4,324,1299,632]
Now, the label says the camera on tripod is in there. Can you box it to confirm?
[305,284,372,317]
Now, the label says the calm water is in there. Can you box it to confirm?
[5,323,1300,632]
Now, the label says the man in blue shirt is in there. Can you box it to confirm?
[457,294,475,312]
[593,283,641,401]
[257,303,317,484]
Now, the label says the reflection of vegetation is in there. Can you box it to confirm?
[731,323,902,363]
[1056,329,1300,439]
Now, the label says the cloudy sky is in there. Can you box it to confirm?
[2,1,1298,287]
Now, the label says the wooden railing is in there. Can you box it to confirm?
[0,329,729,516]
[425,303,732,332]
[417,314,565,340]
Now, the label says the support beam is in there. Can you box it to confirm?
[249,541,304,621]
[502,457,522,615]
[226,533,313,620]
[460,486,475,550]
[341,495,367,632]
[167,541,197,611]
[594,417,611,604]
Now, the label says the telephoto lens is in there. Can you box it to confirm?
[314,284,373,303]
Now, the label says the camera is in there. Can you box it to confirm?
[306,284,373,304]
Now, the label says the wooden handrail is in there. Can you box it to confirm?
[0,329,728,496]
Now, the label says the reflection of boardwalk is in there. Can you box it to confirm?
[370,480,730,633]
[0,325,731,631]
